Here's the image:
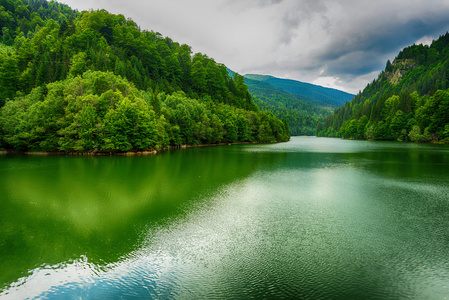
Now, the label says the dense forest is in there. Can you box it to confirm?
[318,33,449,143]
[237,73,353,136]
[244,76,331,136]
[253,95,326,136]
[0,0,289,152]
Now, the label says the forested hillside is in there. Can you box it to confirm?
[318,33,449,143]
[0,0,289,152]
[245,74,353,106]
[242,74,352,136]
[244,77,331,135]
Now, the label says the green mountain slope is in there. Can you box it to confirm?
[0,3,258,111]
[319,32,449,143]
[244,76,332,135]
[245,74,354,106]
[0,0,289,152]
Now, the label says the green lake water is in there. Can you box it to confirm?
[1,137,448,299]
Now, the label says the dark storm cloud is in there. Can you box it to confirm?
[317,11,449,78]
[60,0,449,93]
[268,0,449,91]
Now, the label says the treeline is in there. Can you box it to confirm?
[254,97,324,136]
[0,0,258,111]
[0,71,290,152]
[0,1,289,152]
[318,32,449,143]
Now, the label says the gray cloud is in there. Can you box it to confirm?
[60,0,449,94]
[250,0,284,7]
[278,0,329,44]
[315,4,449,81]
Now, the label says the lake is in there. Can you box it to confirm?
[1,137,448,299]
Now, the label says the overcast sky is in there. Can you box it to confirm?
[59,0,449,94]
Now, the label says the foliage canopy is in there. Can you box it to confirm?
[0,0,289,152]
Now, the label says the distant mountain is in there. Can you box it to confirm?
[244,77,318,106]
[240,74,333,136]
[243,76,327,111]
[244,74,354,107]
[229,72,355,136]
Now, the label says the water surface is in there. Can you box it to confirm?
[1,137,448,299]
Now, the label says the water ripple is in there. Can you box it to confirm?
[1,138,449,299]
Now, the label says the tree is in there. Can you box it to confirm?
[69,52,88,77]
[386,59,393,72]
[316,121,323,136]
[176,44,192,89]
[390,110,406,141]
[357,115,368,139]
[0,53,19,106]
[191,58,206,92]
[409,125,430,143]
[1,27,14,45]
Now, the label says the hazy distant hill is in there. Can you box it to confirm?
[243,77,319,106]
[238,73,337,136]
[244,74,354,107]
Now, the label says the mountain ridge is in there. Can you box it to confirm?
[239,73,334,136]
[244,74,354,107]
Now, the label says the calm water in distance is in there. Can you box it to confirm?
[1,137,448,299]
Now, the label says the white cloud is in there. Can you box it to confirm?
[415,36,434,46]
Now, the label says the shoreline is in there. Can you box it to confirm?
[0,140,286,156]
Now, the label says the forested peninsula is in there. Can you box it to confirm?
[0,0,289,153]
[318,33,449,143]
